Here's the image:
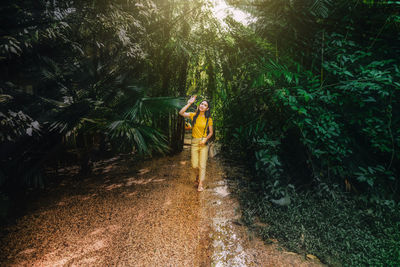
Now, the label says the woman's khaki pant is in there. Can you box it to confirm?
[191,138,209,182]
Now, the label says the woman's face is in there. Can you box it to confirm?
[199,101,209,112]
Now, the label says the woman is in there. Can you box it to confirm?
[179,95,213,192]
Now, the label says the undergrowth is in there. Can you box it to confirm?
[227,165,400,266]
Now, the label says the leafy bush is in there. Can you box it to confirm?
[220,28,399,202]
[218,2,400,265]
[231,172,400,266]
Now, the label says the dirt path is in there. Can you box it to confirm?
[0,143,323,266]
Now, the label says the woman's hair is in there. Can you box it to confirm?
[192,100,211,127]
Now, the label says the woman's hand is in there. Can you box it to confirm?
[179,95,196,118]
[188,95,197,104]
[199,139,207,146]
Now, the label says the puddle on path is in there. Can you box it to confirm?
[205,177,250,266]
[211,214,248,266]
[200,162,251,266]
[213,185,230,198]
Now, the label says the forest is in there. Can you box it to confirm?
[1,0,399,265]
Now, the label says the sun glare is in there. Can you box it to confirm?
[210,0,254,27]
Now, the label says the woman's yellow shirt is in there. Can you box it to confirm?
[189,112,213,138]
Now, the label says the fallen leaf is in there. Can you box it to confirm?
[306,254,319,260]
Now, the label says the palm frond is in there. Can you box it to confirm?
[141,96,183,112]
[108,119,169,155]
[0,94,13,103]
[49,100,93,134]
[309,0,332,18]
[122,85,182,121]
[261,58,298,84]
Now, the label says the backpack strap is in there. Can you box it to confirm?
[202,117,209,139]
[192,112,199,127]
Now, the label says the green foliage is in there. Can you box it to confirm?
[0,110,41,142]
[276,32,400,197]
[217,1,400,265]
[0,0,208,187]
[235,175,400,265]
[219,0,400,200]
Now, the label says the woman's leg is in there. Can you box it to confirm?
[191,139,200,182]
[198,143,209,189]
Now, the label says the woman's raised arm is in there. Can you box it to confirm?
[179,95,196,118]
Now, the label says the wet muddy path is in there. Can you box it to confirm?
[0,142,323,266]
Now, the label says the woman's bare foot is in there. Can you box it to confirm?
[197,183,204,192]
